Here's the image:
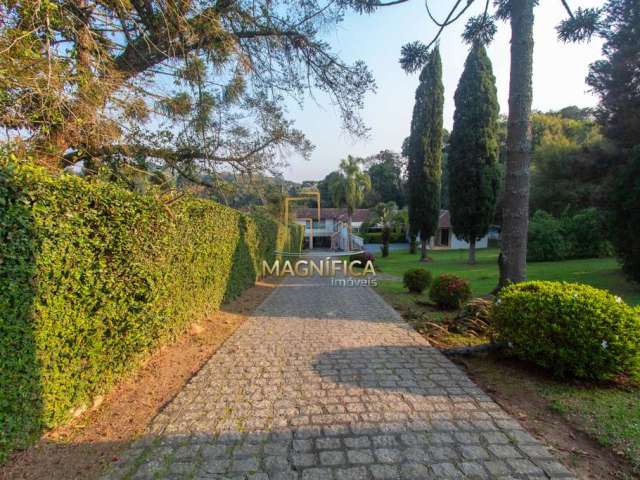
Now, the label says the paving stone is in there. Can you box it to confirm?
[374,448,402,463]
[399,462,432,479]
[344,437,371,449]
[102,269,574,479]
[317,437,342,450]
[430,462,463,478]
[319,450,346,466]
[370,464,399,479]
[302,467,335,480]
[335,466,369,480]
[347,449,374,464]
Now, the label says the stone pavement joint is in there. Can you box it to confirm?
[103,271,575,480]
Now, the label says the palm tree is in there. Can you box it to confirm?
[372,201,401,257]
[329,155,371,251]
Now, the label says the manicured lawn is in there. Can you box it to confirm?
[374,247,640,305]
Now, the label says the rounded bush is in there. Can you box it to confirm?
[429,274,472,309]
[403,268,433,294]
[493,281,640,380]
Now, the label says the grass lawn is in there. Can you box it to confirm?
[546,384,640,471]
[373,246,640,474]
[374,247,640,305]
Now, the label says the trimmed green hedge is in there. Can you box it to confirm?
[493,281,640,380]
[0,159,302,460]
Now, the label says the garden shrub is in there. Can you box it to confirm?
[0,158,302,460]
[564,208,613,259]
[527,210,569,262]
[493,281,640,380]
[429,274,472,309]
[403,268,433,294]
[528,208,613,262]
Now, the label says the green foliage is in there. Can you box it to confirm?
[493,281,640,380]
[371,201,401,257]
[611,147,640,282]
[429,274,472,310]
[403,268,433,294]
[587,0,640,150]
[364,151,405,208]
[362,231,405,245]
[529,111,611,217]
[528,209,613,262]
[406,47,444,248]
[565,208,614,259]
[0,159,302,461]
[527,211,569,262]
[448,43,500,246]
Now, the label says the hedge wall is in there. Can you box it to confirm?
[0,159,302,460]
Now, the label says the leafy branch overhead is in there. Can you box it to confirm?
[0,0,376,179]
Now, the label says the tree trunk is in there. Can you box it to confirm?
[468,239,476,265]
[498,0,534,288]
[410,235,417,254]
[347,212,353,251]
[382,227,390,257]
[420,237,428,262]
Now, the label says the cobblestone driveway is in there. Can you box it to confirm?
[104,271,575,480]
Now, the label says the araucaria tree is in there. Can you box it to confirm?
[448,42,500,265]
[0,0,375,183]
[406,47,444,262]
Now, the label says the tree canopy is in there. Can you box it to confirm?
[1,0,376,184]
[363,150,406,208]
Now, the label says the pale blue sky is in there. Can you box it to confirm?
[282,0,604,182]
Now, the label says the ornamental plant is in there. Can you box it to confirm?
[493,281,640,380]
[403,268,433,294]
[429,274,472,309]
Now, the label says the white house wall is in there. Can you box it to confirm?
[450,234,489,250]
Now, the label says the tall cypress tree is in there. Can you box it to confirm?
[448,42,500,265]
[406,47,444,262]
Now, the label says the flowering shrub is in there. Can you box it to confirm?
[429,274,472,309]
[403,268,433,293]
[493,281,640,380]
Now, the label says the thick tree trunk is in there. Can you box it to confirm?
[498,0,534,288]
[347,212,353,251]
[420,238,429,262]
[469,239,476,265]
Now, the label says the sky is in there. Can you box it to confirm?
[281,0,605,183]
